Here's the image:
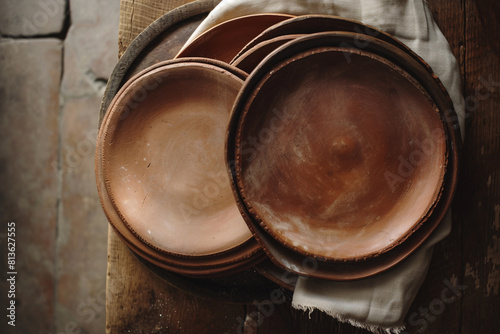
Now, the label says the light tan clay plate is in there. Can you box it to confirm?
[97,58,263,276]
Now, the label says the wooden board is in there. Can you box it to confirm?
[459,1,500,333]
[106,0,500,333]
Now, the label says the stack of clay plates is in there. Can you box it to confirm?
[96,14,460,281]
[223,17,460,281]
[96,58,265,278]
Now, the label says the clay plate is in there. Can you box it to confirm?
[236,136,457,281]
[235,48,447,261]
[175,13,294,62]
[234,14,424,66]
[97,58,263,276]
[96,59,263,275]
[98,1,278,298]
[231,34,304,73]
[228,33,458,276]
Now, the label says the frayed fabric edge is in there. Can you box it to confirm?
[292,304,406,334]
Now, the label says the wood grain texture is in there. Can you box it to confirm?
[404,2,466,333]
[106,0,500,333]
[460,0,500,332]
[106,227,246,334]
[118,0,197,56]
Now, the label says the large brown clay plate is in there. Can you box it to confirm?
[228,32,460,269]
[236,48,446,260]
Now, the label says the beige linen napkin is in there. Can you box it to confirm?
[183,1,465,333]
[292,212,451,333]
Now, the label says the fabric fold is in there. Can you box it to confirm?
[292,212,451,333]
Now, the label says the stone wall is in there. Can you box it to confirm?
[0,1,120,333]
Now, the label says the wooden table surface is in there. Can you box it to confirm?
[106,0,500,333]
